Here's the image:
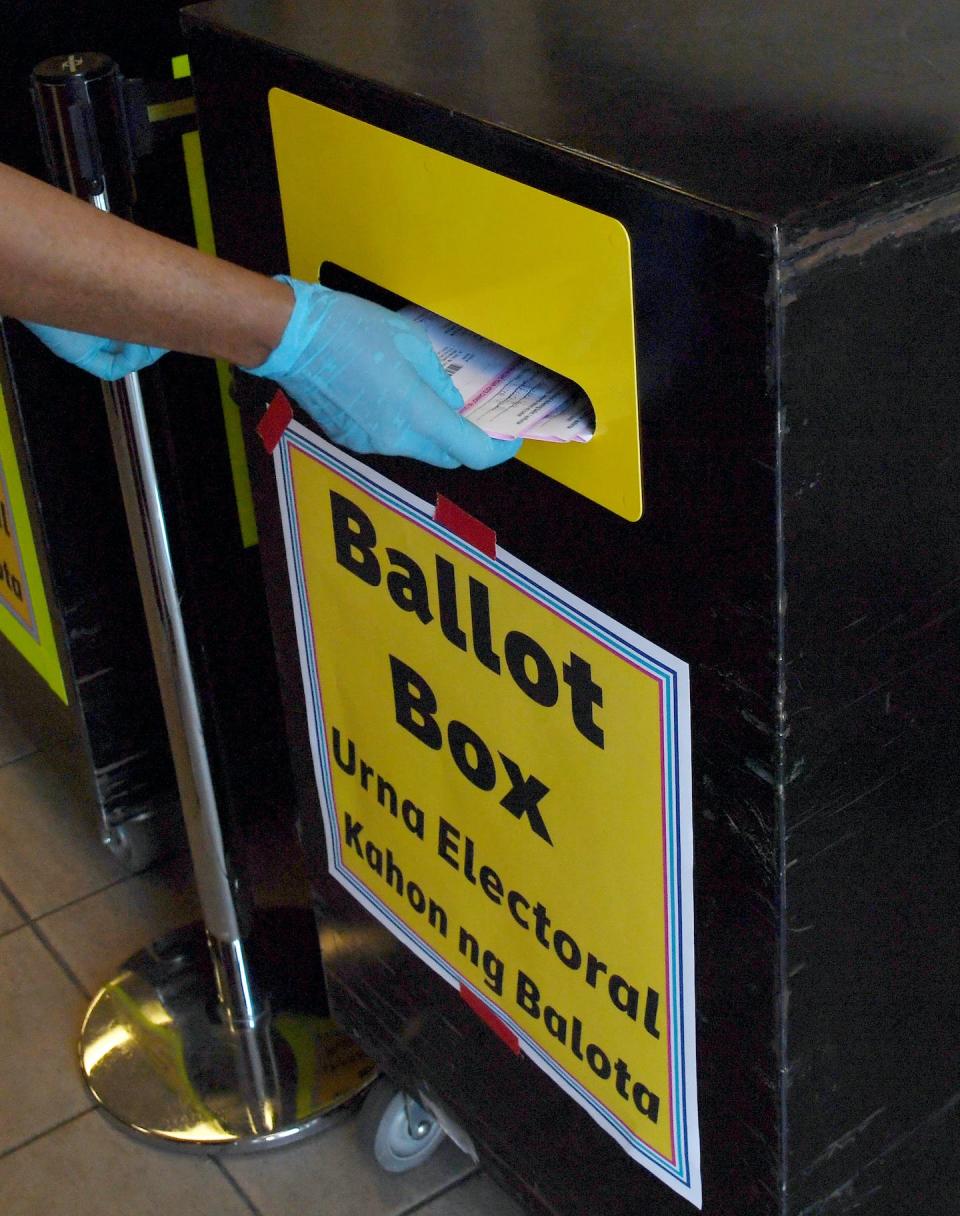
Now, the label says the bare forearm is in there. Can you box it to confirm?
[0,162,292,367]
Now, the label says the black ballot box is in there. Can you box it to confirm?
[184,4,959,1213]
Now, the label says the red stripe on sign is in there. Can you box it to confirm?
[256,389,294,453]
[435,496,497,558]
[459,985,521,1055]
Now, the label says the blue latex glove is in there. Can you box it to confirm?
[23,320,165,382]
[246,277,521,469]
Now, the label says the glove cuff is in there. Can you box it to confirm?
[242,275,328,379]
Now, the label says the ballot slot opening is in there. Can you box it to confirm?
[318,263,596,445]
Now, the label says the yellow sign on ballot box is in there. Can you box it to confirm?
[275,425,700,1206]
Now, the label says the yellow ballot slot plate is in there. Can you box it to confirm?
[269,90,642,519]
[275,424,699,1206]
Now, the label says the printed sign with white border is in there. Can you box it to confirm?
[276,423,700,1206]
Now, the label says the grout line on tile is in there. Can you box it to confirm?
[15,863,168,937]
[0,872,32,924]
[32,868,143,920]
[21,870,153,924]
[0,881,90,997]
[27,917,93,1001]
[0,848,139,930]
[0,1107,92,1162]
[212,1157,267,1216]
[399,1166,483,1215]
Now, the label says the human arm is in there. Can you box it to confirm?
[0,162,519,468]
[0,161,290,366]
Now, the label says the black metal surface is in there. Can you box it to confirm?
[777,212,960,1215]
[185,0,960,222]
[185,5,960,1214]
[0,317,176,833]
[0,1,292,851]
[0,3,193,840]
[0,0,188,174]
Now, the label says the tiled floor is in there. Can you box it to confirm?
[0,687,524,1216]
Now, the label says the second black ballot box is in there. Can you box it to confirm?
[184,4,959,1213]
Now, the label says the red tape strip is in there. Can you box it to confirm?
[459,984,521,1056]
[434,495,497,558]
[256,389,294,453]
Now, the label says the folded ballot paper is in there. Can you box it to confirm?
[402,305,595,443]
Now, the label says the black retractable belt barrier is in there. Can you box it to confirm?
[30,51,374,1151]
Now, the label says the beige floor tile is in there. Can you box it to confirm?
[0,889,23,935]
[40,851,200,993]
[0,1110,256,1216]
[0,928,91,1154]
[416,1173,529,1216]
[225,1101,476,1216]
[0,740,127,917]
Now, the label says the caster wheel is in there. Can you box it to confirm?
[359,1078,447,1173]
[103,810,175,874]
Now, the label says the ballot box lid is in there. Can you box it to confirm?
[183,0,960,224]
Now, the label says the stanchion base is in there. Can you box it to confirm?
[80,909,377,1152]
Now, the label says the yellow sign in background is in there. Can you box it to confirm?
[0,375,67,701]
[277,428,698,1202]
[269,89,642,520]
[0,466,31,631]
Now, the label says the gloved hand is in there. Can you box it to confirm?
[23,320,166,382]
[245,277,521,469]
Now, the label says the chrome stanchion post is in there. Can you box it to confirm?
[30,53,374,1149]
[99,358,262,1030]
